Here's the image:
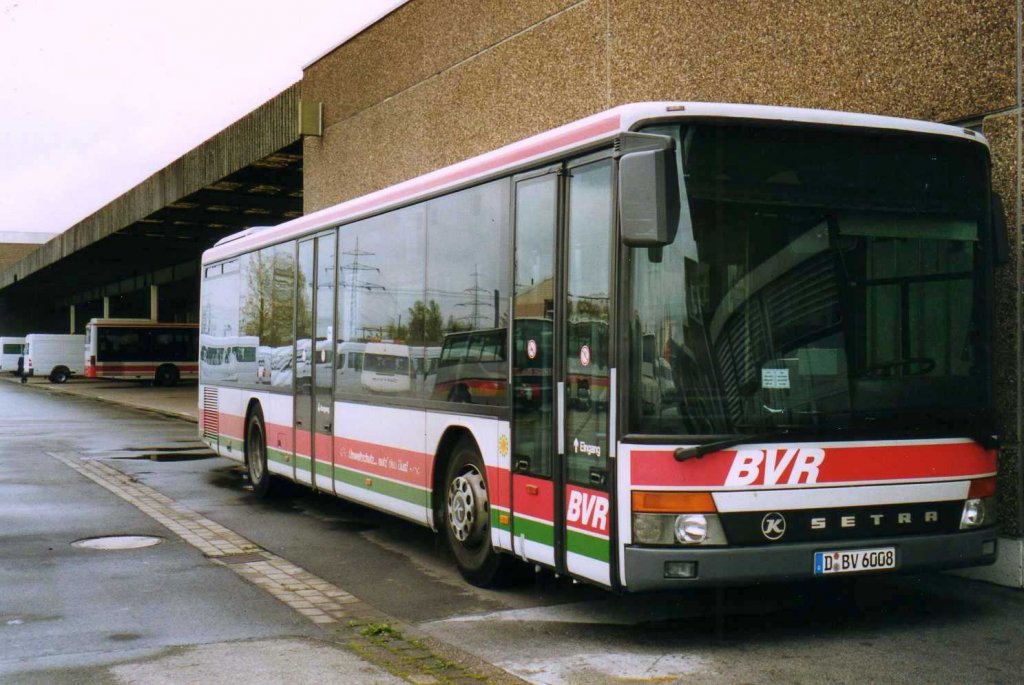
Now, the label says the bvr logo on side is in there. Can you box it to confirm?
[566,490,609,533]
[725,448,825,486]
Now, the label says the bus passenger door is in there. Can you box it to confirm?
[295,232,338,492]
[510,154,615,587]
[561,156,614,587]
[510,168,560,569]
[294,239,315,485]
[312,232,337,494]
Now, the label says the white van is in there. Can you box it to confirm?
[361,342,412,394]
[0,336,25,374]
[23,334,86,383]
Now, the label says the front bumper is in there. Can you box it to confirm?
[623,528,998,591]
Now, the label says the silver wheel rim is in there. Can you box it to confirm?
[249,424,265,482]
[447,465,487,545]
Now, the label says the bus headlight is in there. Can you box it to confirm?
[633,513,665,544]
[675,514,708,543]
[631,491,728,545]
[960,497,995,529]
[632,512,727,545]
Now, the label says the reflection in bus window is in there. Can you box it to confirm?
[433,328,507,405]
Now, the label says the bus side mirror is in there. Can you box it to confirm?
[992,192,1009,266]
[618,132,682,247]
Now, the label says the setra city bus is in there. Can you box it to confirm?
[199,102,1004,590]
[85,318,199,386]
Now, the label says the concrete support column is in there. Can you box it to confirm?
[69,305,75,334]
[150,285,158,321]
[103,297,110,319]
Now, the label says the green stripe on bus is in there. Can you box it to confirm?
[335,466,428,508]
[491,507,511,532]
[567,529,610,563]
[513,516,554,546]
[216,438,432,510]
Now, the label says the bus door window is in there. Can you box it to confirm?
[564,159,613,489]
[513,173,558,480]
[294,239,316,484]
[510,170,559,568]
[312,232,337,493]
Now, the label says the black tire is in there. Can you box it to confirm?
[154,364,180,387]
[246,406,274,498]
[443,437,511,586]
[49,367,70,384]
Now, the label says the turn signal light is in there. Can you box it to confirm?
[632,491,716,513]
[968,477,996,498]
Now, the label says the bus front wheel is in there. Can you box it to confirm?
[444,438,508,586]
[246,407,274,498]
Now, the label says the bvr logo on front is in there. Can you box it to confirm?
[566,490,609,533]
[725,448,825,486]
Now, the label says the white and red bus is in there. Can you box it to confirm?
[85,318,199,386]
[199,102,1004,590]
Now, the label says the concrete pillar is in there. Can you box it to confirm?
[150,285,158,321]
[103,297,110,319]
[69,305,75,334]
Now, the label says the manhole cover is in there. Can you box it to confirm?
[71,535,164,550]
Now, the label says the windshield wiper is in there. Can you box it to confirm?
[674,430,794,462]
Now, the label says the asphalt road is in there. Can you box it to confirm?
[2,382,1023,684]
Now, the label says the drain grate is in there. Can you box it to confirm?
[72,535,164,550]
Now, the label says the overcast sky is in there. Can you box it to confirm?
[0,0,405,236]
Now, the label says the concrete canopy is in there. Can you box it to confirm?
[0,85,304,331]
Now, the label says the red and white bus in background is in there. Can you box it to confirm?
[199,102,1004,590]
[85,319,199,386]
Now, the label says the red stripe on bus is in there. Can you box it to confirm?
[511,475,555,522]
[265,421,293,452]
[95,364,199,370]
[295,428,312,458]
[314,432,332,464]
[334,436,432,489]
[486,466,510,509]
[630,441,996,488]
[205,411,294,453]
[220,412,245,439]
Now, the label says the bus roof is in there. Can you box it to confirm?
[203,101,988,265]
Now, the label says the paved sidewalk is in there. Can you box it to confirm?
[0,380,521,684]
[0,373,198,422]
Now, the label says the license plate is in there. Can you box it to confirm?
[814,547,896,575]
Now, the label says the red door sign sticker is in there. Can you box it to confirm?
[526,339,538,360]
[580,344,591,367]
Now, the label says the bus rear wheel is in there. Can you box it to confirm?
[246,407,274,498]
[154,364,179,387]
[49,367,70,384]
[444,438,510,586]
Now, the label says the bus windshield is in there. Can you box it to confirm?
[630,122,991,436]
